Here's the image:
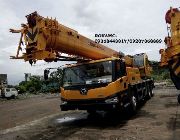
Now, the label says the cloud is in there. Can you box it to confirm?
[0,0,179,84]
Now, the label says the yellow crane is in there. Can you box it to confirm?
[159,7,180,90]
[10,12,154,114]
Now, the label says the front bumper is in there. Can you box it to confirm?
[60,102,119,111]
[60,98,121,111]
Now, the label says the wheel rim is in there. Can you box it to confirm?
[149,89,151,97]
[151,90,154,95]
[132,96,137,109]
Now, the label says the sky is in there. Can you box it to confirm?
[0,0,179,85]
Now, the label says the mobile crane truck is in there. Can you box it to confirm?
[159,7,180,103]
[10,12,154,114]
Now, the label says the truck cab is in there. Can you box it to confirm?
[59,55,154,113]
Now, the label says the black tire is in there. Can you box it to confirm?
[178,94,180,104]
[126,95,137,116]
[150,87,154,97]
[146,86,151,100]
[11,95,15,99]
[170,70,180,90]
[87,109,96,114]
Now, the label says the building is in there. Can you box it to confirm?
[24,73,31,82]
[0,74,8,87]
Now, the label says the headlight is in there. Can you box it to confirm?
[105,96,119,103]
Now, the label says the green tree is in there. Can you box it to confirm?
[18,76,43,94]
[150,60,170,81]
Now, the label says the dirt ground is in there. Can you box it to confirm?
[0,87,180,140]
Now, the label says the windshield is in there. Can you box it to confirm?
[11,88,17,91]
[63,61,112,87]
[6,88,10,92]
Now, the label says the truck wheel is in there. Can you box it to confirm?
[150,87,154,97]
[146,86,151,100]
[178,94,180,104]
[126,95,137,115]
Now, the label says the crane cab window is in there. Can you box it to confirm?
[63,61,113,87]
[115,60,126,79]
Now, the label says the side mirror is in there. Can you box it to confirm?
[120,60,126,76]
[44,69,50,80]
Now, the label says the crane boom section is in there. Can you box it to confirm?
[10,12,121,64]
